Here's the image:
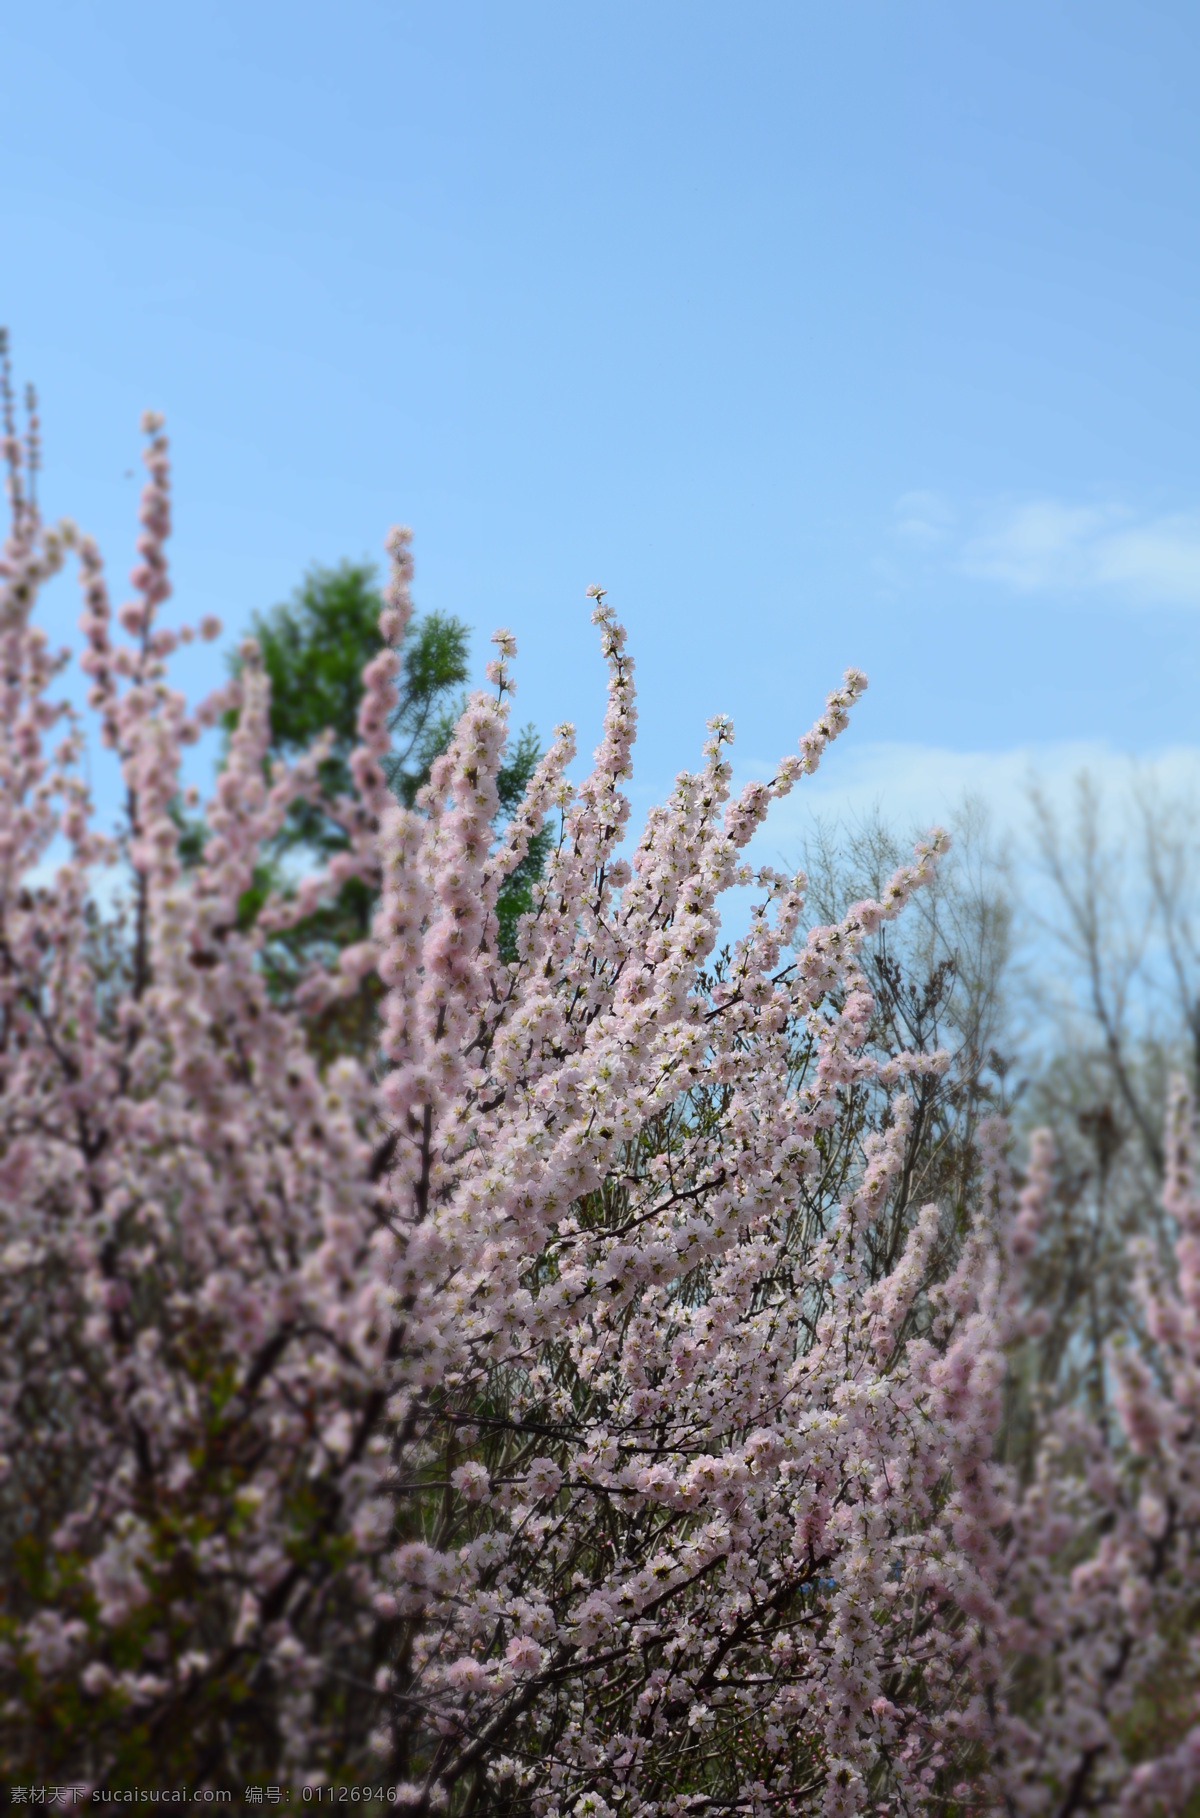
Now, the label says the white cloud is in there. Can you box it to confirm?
[1087,516,1200,603]
[738,738,1200,866]
[955,498,1200,605]
[962,501,1112,592]
[892,490,956,548]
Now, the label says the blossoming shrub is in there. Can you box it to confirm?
[976,1089,1200,1818]
[3,357,1199,1815]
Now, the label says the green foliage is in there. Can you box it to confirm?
[251,558,471,839]
[178,560,547,1051]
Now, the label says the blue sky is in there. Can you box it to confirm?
[6,0,1200,853]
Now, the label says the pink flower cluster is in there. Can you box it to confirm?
[2,364,1200,1812]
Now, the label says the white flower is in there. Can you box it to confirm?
[451,1462,491,1505]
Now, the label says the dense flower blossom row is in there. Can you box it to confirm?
[1,352,1198,1813]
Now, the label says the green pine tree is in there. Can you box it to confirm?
[179,559,548,1056]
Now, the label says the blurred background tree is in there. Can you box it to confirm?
[178,558,549,1055]
[793,775,1200,1492]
